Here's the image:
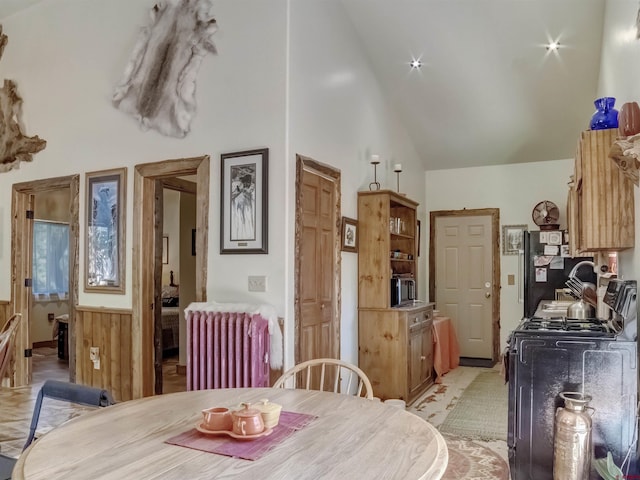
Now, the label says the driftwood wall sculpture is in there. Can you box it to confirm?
[113,0,218,138]
[0,26,46,173]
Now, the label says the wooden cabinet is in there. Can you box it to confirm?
[357,190,433,402]
[357,190,418,308]
[568,128,635,254]
[408,311,434,398]
[358,304,434,402]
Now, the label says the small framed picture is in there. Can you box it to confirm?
[502,224,527,255]
[85,167,127,293]
[341,217,358,253]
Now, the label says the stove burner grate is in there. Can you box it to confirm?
[520,317,611,334]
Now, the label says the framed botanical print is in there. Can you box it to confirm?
[85,168,126,293]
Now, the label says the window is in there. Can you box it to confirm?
[32,221,69,297]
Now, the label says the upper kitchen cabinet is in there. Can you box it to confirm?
[358,190,418,309]
[567,128,635,254]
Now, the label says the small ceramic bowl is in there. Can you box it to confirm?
[256,398,282,428]
[201,406,233,431]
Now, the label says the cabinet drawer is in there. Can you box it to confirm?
[408,308,433,331]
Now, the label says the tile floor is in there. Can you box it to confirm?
[1,353,508,475]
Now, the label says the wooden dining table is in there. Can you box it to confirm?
[13,387,448,479]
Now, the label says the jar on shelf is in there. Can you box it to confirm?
[618,101,640,137]
[590,97,619,130]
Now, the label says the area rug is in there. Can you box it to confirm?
[438,370,508,441]
[442,433,510,480]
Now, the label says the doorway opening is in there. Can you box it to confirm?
[158,178,197,394]
[11,175,80,387]
[132,156,209,398]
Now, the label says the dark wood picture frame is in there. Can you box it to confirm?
[341,216,358,253]
[220,148,269,254]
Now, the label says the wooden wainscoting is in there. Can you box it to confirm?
[0,301,11,326]
[75,306,133,402]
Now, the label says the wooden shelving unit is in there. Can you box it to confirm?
[357,190,434,403]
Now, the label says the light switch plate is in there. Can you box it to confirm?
[248,275,267,292]
[508,274,515,286]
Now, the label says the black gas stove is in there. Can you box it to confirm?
[517,317,615,337]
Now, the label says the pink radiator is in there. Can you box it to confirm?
[186,311,270,390]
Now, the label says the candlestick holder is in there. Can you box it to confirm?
[369,156,381,191]
[394,166,402,193]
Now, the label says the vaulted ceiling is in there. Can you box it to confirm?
[341,0,607,170]
[0,0,608,171]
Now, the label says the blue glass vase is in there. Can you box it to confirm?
[590,97,619,130]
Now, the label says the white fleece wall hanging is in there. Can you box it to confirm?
[113,0,218,138]
[0,26,46,173]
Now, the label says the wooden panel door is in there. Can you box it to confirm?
[435,215,494,359]
[299,169,336,377]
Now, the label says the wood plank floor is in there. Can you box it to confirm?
[0,348,186,458]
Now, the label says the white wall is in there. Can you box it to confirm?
[600,1,640,280]
[162,189,181,287]
[425,159,574,348]
[288,0,425,367]
[0,0,424,372]
[0,0,288,313]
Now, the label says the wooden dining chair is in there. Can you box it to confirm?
[23,379,115,450]
[0,314,21,385]
[273,358,374,400]
[0,314,22,479]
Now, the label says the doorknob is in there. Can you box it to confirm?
[485,292,491,298]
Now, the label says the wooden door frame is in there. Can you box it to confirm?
[294,155,341,364]
[428,208,501,362]
[11,175,80,386]
[133,155,209,398]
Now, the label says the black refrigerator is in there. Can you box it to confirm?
[523,230,595,318]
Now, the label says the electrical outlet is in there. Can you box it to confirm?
[93,359,100,370]
[89,347,99,361]
[248,275,267,292]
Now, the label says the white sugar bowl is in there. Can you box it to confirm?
[256,398,282,428]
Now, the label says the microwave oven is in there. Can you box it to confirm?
[390,277,415,307]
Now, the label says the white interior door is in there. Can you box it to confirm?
[435,215,494,359]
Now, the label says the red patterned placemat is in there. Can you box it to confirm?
[165,411,317,461]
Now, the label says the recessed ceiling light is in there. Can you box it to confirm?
[546,41,560,51]
[410,58,422,69]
